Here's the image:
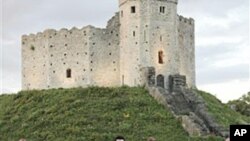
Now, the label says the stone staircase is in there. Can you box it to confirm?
[147,76,229,137]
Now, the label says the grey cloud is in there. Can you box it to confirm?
[183,0,250,87]
[196,43,247,68]
[197,63,249,85]
[178,0,248,18]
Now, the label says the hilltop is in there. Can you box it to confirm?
[0,87,249,141]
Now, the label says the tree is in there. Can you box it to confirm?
[227,92,250,116]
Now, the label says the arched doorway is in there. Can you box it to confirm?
[157,74,164,88]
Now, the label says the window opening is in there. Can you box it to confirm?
[66,69,72,78]
[158,51,164,64]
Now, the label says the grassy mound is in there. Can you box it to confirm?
[0,87,224,141]
[196,90,250,128]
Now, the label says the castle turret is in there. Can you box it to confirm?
[119,0,180,89]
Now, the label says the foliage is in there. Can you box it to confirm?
[0,87,223,141]
[195,90,250,129]
[227,92,250,116]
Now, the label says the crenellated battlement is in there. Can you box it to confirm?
[178,15,194,25]
[119,0,178,7]
[21,25,104,41]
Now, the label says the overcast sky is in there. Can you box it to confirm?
[1,0,249,102]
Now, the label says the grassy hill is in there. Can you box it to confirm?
[196,90,250,128]
[0,87,247,141]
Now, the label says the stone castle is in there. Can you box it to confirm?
[22,0,195,91]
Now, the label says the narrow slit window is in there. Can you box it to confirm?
[133,31,136,37]
[158,51,164,64]
[131,6,136,13]
[66,69,72,78]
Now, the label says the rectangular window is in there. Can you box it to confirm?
[131,6,136,13]
[158,51,164,64]
[160,6,165,13]
[66,69,72,78]
[133,31,136,37]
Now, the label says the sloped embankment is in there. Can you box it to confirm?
[0,87,223,141]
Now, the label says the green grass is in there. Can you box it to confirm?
[0,87,224,141]
[196,90,250,129]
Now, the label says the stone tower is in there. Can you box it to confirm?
[119,0,181,89]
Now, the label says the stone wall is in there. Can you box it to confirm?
[119,0,142,86]
[46,27,91,89]
[147,0,179,89]
[178,15,196,88]
[22,14,120,90]
[22,33,48,90]
[89,13,120,87]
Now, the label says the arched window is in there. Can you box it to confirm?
[157,74,165,88]
[66,69,72,78]
[158,51,164,64]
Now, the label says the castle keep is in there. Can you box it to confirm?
[22,0,195,90]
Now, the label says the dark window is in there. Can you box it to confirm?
[157,74,165,88]
[160,6,165,13]
[131,6,136,13]
[66,69,72,78]
[133,31,136,37]
[158,51,164,64]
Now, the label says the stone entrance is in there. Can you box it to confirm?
[156,74,164,88]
